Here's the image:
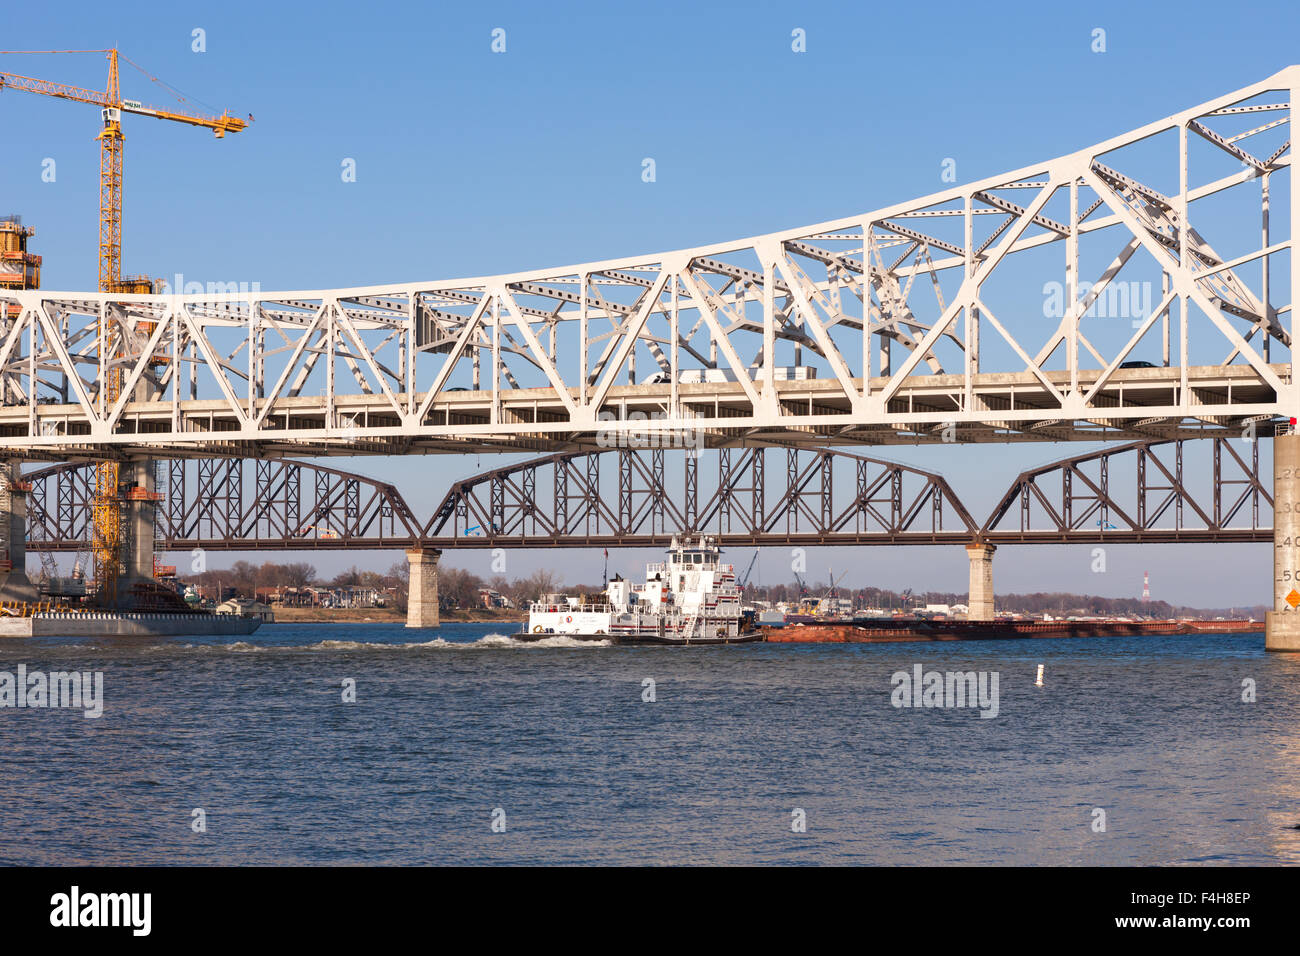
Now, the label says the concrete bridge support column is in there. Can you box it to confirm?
[1266,434,1300,651]
[406,548,441,628]
[123,460,158,585]
[966,542,996,622]
[0,462,36,603]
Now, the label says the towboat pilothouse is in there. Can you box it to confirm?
[515,534,761,645]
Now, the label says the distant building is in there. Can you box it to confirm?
[214,598,275,622]
[479,588,513,609]
[264,586,323,607]
[318,585,392,609]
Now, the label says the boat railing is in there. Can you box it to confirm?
[647,561,735,574]
[528,601,704,620]
[528,602,619,614]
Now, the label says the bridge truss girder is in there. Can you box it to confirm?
[23,439,1273,553]
[422,446,977,548]
[27,458,419,553]
[980,437,1271,544]
[0,69,1295,458]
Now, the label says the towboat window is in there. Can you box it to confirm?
[693,553,703,564]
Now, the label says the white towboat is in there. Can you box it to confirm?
[515,534,761,645]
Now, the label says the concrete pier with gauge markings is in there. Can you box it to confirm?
[1267,433,1300,650]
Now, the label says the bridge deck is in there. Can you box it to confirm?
[0,363,1283,458]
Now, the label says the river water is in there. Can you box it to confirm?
[1,622,1297,865]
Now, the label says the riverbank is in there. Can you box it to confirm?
[267,606,524,624]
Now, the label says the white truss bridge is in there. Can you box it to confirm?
[1,67,1296,460]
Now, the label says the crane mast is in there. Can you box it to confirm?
[98,49,123,292]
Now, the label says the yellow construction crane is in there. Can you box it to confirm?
[0,48,250,602]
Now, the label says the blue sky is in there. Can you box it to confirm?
[4,0,1297,605]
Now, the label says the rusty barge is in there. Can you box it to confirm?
[762,618,1262,644]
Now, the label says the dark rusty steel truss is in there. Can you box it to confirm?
[28,459,418,552]
[980,438,1271,543]
[423,447,977,547]
[24,439,1271,552]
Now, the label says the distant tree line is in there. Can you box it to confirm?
[438,567,605,610]
[186,561,604,612]
[186,561,1265,619]
[189,560,408,605]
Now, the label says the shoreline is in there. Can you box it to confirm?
[265,607,524,624]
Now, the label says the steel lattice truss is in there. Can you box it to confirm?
[24,441,1271,551]
[27,458,417,552]
[1,69,1295,459]
[981,438,1271,543]
[422,447,976,547]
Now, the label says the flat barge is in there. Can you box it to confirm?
[0,610,263,639]
[763,618,1261,643]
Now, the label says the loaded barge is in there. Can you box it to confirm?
[0,608,262,639]
[0,577,264,639]
[763,617,1261,643]
[1,550,264,646]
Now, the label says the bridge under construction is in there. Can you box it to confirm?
[0,67,1297,646]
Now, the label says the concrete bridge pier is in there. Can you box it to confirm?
[124,459,158,586]
[0,462,36,603]
[1267,433,1300,651]
[406,548,441,628]
[966,542,996,621]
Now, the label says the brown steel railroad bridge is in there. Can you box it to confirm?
[6,437,1273,627]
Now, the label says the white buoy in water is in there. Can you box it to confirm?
[1035,663,1045,687]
